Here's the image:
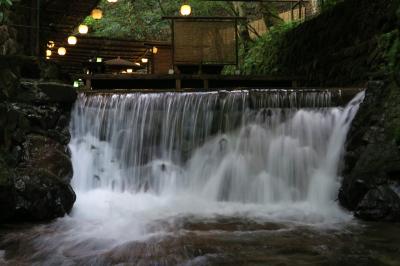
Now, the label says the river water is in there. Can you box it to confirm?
[1,90,399,265]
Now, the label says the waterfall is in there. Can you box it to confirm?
[67,89,364,241]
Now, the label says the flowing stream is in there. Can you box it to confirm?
[5,89,399,266]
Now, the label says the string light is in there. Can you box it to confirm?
[58,47,66,56]
[47,41,55,48]
[78,24,89,34]
[91,8,103,20]
[180,4,191,16]
[68,36,77,45]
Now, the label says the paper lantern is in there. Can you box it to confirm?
[141,58,148,63]
[180,4,191,16]
[107,0,118,2]
[127,69,133,73]
[47,41,55,48]
[152,46,158,54]
[78,24,89,34]
[58,47,66,56]
[68,36,77,45]
[46,49,52,57]
[91,8,103,20]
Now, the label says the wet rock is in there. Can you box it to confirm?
[21,134,73,182]
[0,68,18,100]
[0,75,76,223]
[0,134,76,222]
[355,186,400,221]
[37,82,77,103]
[340,81,400,222]
[15,80,77,104]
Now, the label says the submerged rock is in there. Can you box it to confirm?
[355,185,400,221]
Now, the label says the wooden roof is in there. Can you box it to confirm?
[49,36,170,74]
[38,0,171,75]
[41,0,101,37]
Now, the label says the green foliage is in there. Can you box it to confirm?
[378,1,400,84]
[319,0,343,12]
[84,0,232,40]
[0,0,12,23]
[0,0,12,7]
[232,22,299,75]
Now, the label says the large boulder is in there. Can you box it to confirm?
[0,67,77,223]
[11,134,75,221]
[339,81,400,222]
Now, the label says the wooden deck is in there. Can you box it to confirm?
[77,74,305,90]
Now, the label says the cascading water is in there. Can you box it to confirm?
[70,90,363,219]
[1,89,366,265]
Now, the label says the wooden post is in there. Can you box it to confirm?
[299,0,302,20]
[291,2,294,21]
[175,78,181,90]
[204,79,209,90]
[36,0,40,56]
[86,77,92,90]
[171,20,175,74]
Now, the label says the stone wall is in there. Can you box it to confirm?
[339,81,400,221]
[276,0,397,86]
[0,58,77,223]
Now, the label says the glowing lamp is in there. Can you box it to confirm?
[46,49,52,57]
[78,24,89,34]
[91,8,103,20]
[127,69,133,73]
[47,41,55,48]
[96,57,103,63]
[107,0,118,2]
[141,58,148,63]
[68,36,77,45]
[152,46,158,54]
[58,47,66,56]
[180,4,191,16]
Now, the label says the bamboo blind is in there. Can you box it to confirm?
[173,20,237,65]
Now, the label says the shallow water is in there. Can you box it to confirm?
[3,90,395,265]
[1,215,400,265]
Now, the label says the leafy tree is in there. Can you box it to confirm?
[84,0,232,40]
[0,0,13,23]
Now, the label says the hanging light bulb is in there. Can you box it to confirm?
[78,24,89,34]
[107,0,118,2]
[68,36,77,45]
[91,8,103,20]
[180,3,191,16]
[47,41,55,48]
[141,58,148,63]
[46,49,52,57]
[152,46,158,54]
[58,47,66,56]
[127,69,133,73]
